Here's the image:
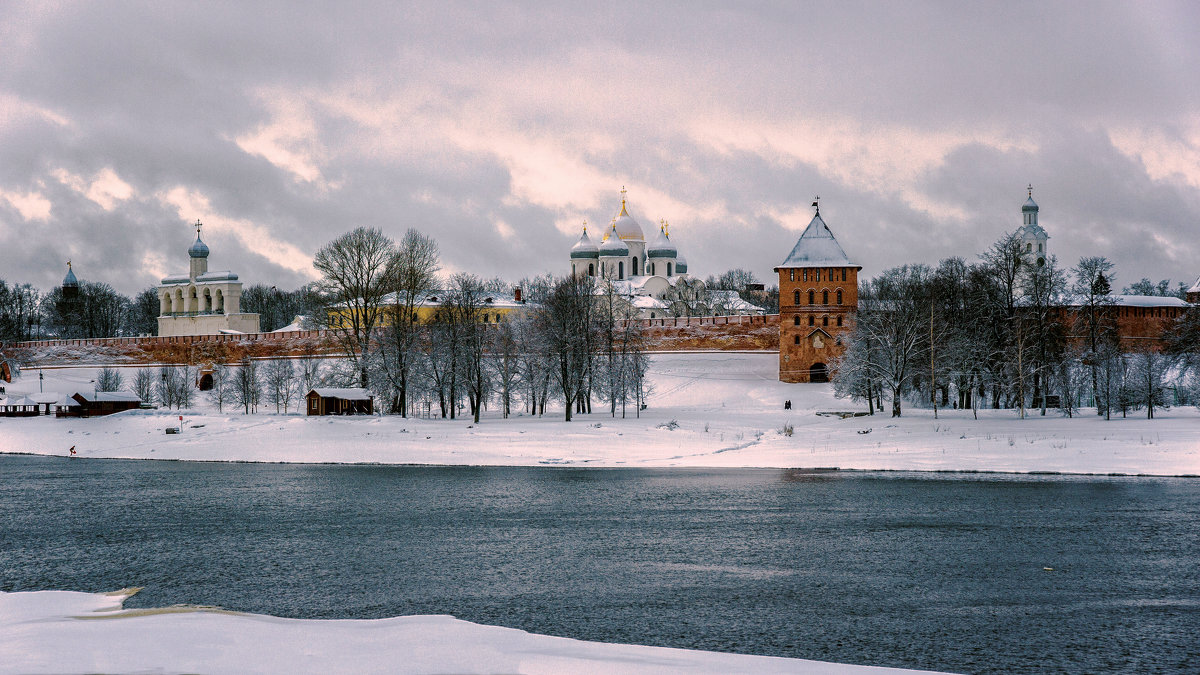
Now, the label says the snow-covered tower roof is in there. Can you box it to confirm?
[647,221,677,258]
[776,204,855,268]
[62,260,78,288]
[599,222,629,256]
[570,223,600,259]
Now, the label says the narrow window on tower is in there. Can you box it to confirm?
[837,289,842,305]
[793,290,800,304]
[808,290,815,304]
[793,315,800,326]
[823,316,828,326]
[794,335,800,345]
[790,269,795,282]
[808,315,814,326]
[842,269,847,282]
[837,316,843,327]
[822,290,829,304]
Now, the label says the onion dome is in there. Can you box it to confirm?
[570,223,600,259]
[188,234,210,258]
[675,254,688,274]
[611,188,645,241]
[599,222,629,256]
[188,219,210,258]
[647,220,677,258]
[62,261,78,288]
[1022,184,1039,214]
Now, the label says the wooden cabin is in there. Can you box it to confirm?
[306,388,374,416]
[57,391,142,418]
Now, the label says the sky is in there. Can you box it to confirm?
[2,1,1199,297]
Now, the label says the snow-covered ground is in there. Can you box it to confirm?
[2,352,1198,474]
[0,588,940,675]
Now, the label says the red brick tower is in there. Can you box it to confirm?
[775,202,860,383]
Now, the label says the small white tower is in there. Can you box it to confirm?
[569,221,599,277]
[188,219,210,279]
[1017,185,1049,267]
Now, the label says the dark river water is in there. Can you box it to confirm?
[1,455,1197,674]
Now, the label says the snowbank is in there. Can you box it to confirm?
[2,353,1199,475]
[0,589,936,674]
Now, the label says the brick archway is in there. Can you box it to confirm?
[810,362,828,383]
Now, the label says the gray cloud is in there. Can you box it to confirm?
[2,1,1198,298]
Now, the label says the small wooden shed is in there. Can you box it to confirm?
[306,388,374,416]
[57,391,143,418]
[1,396,40,417]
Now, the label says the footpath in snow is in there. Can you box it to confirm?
[0,588,940,674]
[2,352,1198,475]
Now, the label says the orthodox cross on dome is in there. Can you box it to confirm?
[582,219,588,234]
[67,259,72,269]
[194,219,203,236]
[619,186,629,216]
[1027,184,1033,198]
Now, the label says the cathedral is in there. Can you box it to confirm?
[157,221,260,337]
[568,190,692,317]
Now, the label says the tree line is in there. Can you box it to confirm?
[833,232,1199,419]
[313,227,650,422]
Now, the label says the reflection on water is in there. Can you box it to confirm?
[1,456,1197,674]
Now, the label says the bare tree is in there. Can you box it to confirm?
[133,368,156,404]
[96,366,123,392]
[381,228,440,416]
[263,359,297,413]
[298,346,325,394]
[1072,257,1117,417]
[208,364,231,413]
[233,358,262,414]
[539,274,596,422]
[313,227,396,388]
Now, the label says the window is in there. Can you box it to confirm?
[823,316,828,326]
[842,269,847,282]
[588,263,594,276]
[1026,243,1032,252]
[836,289,842,305]
[793,290,800,304]
[836,316,843,327]
[632,257,638,275]
[823,290,829,304]
[794,335,800,345]
[794,315,800,326]
[803,269,808,282]
[619,261,624,279]
[650,263,655,276]
[808,315,814,326]
[808,290,815,304]
[667,262,673,276]
[790,269,795,282]
[815,270,820,282]
[1038,243,1043,252]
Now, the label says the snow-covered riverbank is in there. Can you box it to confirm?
[0,588,939,674]
[3,353,1198,475]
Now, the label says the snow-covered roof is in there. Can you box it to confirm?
[629,296,667,310]
[777,212,855,268]
[29,392,61,404]
[1060,294,1190,308]
[309,388,373,400]
[709,290,767,314]
[3,396,38,406]
[647,224,677,258]
[1189,275,1200,294]
[569,227,600,259]
[599,222,630,255]
[196,270,239,282]
[72,391,142,403]
[272,316,309,333]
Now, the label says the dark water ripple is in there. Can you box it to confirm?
[1,456,1197,674]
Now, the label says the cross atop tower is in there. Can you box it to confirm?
[1027,184,1033,198]
[195,219,203,236]
[812,195,820,217]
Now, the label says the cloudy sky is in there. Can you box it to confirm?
[2,1,1198,297]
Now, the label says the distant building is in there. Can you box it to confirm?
[158,221,260,337]
[775,201,860,383]
[1188,276,1200,304]
[1017,185,1049,268]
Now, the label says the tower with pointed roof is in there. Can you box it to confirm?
[157,220,259,337]
[774,200,861,383]
[61,260,79,300]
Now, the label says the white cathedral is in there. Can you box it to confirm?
[157,221,260,337]
[568,190,694,317]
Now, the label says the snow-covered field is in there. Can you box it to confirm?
[3,352,1198,474]
[0,588,936,674]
